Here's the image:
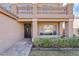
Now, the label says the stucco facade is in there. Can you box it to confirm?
[0,3,74,53]
[16,3,74,38]
[0,7,24,53]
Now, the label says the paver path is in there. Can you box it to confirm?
[0,39,32,56]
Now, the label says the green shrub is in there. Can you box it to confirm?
[33,38,53,48]
[52,39,59,48]
[64,39,70,47]
[66,38,79,48]
[58,38,65,48]
[33,38,40,47]
[33,37,79,48]
[41,39,53,48]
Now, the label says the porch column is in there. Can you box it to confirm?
[58,22,63,36]
[65,21,73,37]
[32,19,37,39]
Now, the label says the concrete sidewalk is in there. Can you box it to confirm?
[0,39,32,56]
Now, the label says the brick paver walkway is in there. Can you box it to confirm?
[0,39,32,56]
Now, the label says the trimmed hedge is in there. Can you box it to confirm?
[33,37,79,48]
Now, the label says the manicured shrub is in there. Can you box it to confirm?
[33,38,40,47]
[40,39,53,48]
[33,37,53,48]
[64,39,70,47]
[58,38,65,48]
[33,37,79,48]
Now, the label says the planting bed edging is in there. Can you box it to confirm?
[32,48,79,51]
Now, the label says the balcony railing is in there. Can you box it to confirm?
[37,7,67,14]
[17,4,33,15]
[37,4,67,14]
[17,4,67,15]
[0,4,68,18]
[17,7,33,14]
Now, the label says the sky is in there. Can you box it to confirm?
[73,4,79,28]
[73,3,79,16]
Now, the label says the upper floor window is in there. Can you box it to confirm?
[2,4,11,11]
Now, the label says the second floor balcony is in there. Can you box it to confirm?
[0,3,73,18]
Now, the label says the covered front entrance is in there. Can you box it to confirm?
[22,19,73,39]
[24,24,31,38]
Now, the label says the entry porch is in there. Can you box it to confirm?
[21,19,73,39]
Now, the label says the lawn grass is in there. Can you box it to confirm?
[29,50,79,56]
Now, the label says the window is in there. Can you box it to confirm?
[40,25,57,35]
[2,4,11,11]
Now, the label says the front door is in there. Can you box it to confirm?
[24,24,31,38]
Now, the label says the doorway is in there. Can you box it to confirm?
[24,24,31,38]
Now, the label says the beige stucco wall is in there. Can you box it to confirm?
[0,13,24,53]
